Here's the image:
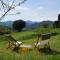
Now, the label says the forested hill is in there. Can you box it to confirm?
[0,20,54,30]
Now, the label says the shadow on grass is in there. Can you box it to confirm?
[38,48,60,55]
[51,32,59,36]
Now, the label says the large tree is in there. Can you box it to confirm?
[58,14,60,21]
[13,19,26,31]
[53,21,60,28]
[0,0,27,20]
[53,14,60,28]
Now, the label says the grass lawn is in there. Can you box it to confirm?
[0,28,60,60]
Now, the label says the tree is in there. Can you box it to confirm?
[43,23,49,28]
[0,0,27,20]
[53,21,60,28]
[13,19,26,31]
[58,14,60,21]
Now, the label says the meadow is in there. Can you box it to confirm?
[0,28,60,60]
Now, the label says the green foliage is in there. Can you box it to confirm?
[13,20,26,32]
[53,21,59,28]
[42,23,49,28]
[0,27,11,35]
[58,14,60,21]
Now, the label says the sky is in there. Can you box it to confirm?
[0,0,60,22]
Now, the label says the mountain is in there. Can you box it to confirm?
[0,21,13,29]
[0,20,54,31]
[26,21,37,27]
[24,20,54,31]
[39,21,54,27]
[26,20,35,25]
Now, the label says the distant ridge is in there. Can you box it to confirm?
[0,20,54,30]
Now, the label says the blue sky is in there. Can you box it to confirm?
[0,0,60,22]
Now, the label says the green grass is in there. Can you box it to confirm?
[11,31,37,41]
[0,28,60,60]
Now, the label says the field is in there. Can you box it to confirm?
[0,28,60,60]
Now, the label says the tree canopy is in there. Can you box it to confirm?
[13,19,26,31]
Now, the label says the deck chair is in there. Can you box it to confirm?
[4,34,22,49]
[35,33,50,49]
[35,40,50,49]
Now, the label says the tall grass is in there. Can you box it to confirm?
[0,28,60,60]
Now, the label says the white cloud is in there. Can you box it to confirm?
[15,6,29,11]
[5,6,29,16]
[0,4,59,22]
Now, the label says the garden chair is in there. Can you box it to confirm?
[35,33,51,49]
[4,34,22,49]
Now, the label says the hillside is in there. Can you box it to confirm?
[25,21,54,30]
[0,21,13,29]
[0,20,54,31]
